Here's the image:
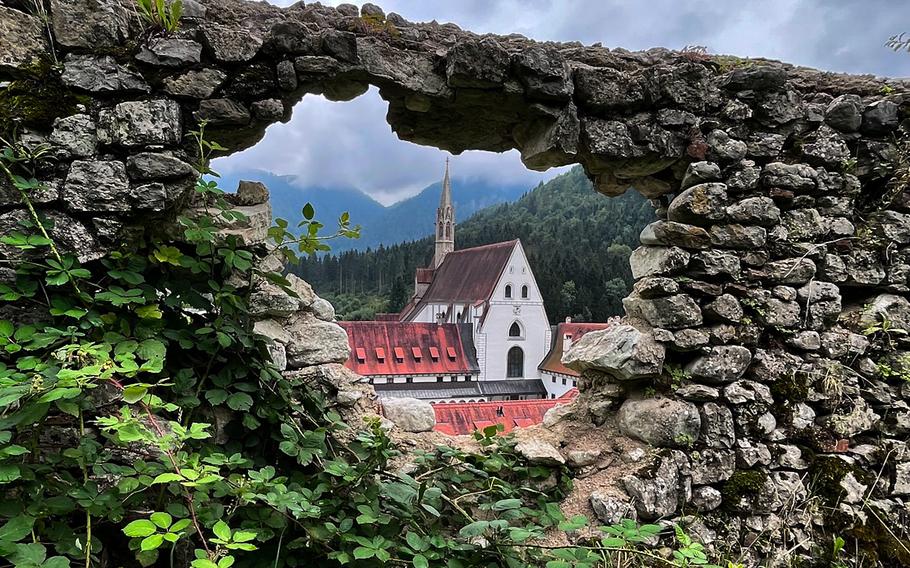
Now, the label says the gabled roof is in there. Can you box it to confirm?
[538,322,614,377]
[401,240,518,320]
[339,321,479,376]
[433,391,578,435]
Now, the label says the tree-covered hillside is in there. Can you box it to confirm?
[293,166,655,322]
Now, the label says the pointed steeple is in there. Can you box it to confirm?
[434,157,455,268]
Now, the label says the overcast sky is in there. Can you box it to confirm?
[214,0,910,205]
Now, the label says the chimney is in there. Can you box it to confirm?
[565,316,572,323]
[563,332,573,351]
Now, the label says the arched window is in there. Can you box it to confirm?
[505,285,512,299]
[521,285,528,299]
[507,346,524,378]
[509,322,521,337]
[445,222,451,238]
[437,224,443,238]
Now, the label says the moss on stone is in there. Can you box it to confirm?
[770,370,809,403]
[0,59,88,133]
[809,455,872,505]
[720,470,767,511]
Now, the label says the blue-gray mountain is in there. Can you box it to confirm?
[216,169,531,251]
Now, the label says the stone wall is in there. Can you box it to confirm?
[1,0,909,563]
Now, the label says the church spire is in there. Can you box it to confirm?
[434,158,455,268]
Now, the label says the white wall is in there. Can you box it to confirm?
[478,243,550,382]
[542,372,578,398]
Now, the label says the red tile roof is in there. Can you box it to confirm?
[400,241,518,320]
[433,392,578,435]
[538,322,614,377]
[339,321,479,376]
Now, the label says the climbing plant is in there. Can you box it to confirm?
[0,125,719,568]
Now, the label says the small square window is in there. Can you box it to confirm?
[561,378,566,385]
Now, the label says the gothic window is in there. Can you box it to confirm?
[445,222,451,238]
[509,322,521,337]
[521,285,528,299]
[505,285,512,298]
[507,346,524,378]
[437,224,443,238]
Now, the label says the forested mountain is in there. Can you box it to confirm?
[292,166,656,322]
[216,169,529,252]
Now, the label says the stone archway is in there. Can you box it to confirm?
[2,0,910,563]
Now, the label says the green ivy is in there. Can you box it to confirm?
[0,127,719,568]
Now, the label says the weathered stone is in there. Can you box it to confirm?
[691,486,722,512]
[248,281,300,317]
[98,100,182,147]
[618,397,701,447]
[252,99,285,121]
[843,249,886,286]
[776,444,808,470]
[862,100,899,134]
[762,162,817,191]
[746,132,786,157]
[0,7,47,72]
[707,129,746,162]
[680,161,721,190]
[782,208,826,240]
[701,402,735,448]
[590,493,636,524]
[513,46,572,102]
[62,160,131,212]
[0,209,101,263]
[690,449,735,484]
[514,438,565,465]
[858,294,910,335]
[137,38,203,67]
[667,183,728,226]
[623,293,703,330]
[787,331,821,351]
[634,277,679,299]
[126,153,195,181]
[639,221,711,250]
[802,125,850,166]
[825,94,863,132]
[704,294,743,323]
[202,24,264,62]
[686,346,752,384]
[49,114,96,159]
[629,246,690,279]
[565,449,601,468]
[763,258,817,284]
[563,325,665,381]
[61,54,148,93]
[724,380,773,405]
[689,250,741,279]
[285,313,350,367]
[894,462,910,496]
[709,224,767,249]
[381,398,435,433]
[621,451,685,520]
[234,180,270,206]
[726,160,762,192]
[726,197,780,226]
[677,384,719,401]
[50,0,130,49]
[869,211,910,245]
[163,68,228,99]
[671,328,711,351]
[195,98,251,126]
[736,439,772,468]
[446,38,509,88]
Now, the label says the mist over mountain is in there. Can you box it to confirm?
[216,169,530,251]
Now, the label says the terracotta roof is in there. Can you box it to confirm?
[538,322,613,377]
[433,391,578,435]
[400,240,518,320]
[415,268,435,284]
[339,321,479,376]
[374,379,547,400]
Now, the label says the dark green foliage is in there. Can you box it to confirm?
[294,167,655,322]
[0,59,88,133]
[720,470,767,512]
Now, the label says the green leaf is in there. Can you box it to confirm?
[459,521,489,537]
[123,519,157,538]
[122,385,148,404]
[302,203,315,220]
[136,304,163,319]
[150,512,173,529]
[232,530,256,543]
[0,515,34,542]
[492,498,522,511]
[352,547,374,560]
[225,393,253,411]
[212,521,231,541]
[137,339,166,362]
[413,554,429,568]
[0,464,21,483]
[140,533,164,551]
